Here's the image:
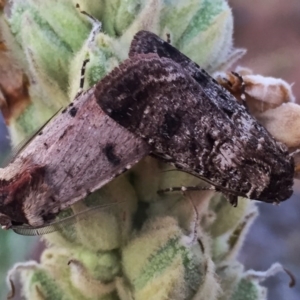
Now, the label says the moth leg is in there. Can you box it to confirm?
[76,4,102,44]
[157,185,215,194]
[216,71,247,108]
[158,186,239,207]
[221,76,233,88]
[76,4,101,27]
[231,71,247,103]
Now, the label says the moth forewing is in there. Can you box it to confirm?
[0,88,150,229]
[95,31,294,204]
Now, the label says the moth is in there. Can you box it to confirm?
[95,30,294,206]
[0,30,294,234]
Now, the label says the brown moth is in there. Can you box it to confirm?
[0,29,295,234]
[0,89,149,230]
[95,30,294,206]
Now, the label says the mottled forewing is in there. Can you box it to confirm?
[127,31,294,202]
[96,42,293,203]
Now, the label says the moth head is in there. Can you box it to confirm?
[0,161,53,228]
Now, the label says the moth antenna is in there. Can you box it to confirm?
[74,3,101,98]
[76,3,102,45]
[11,202,124,236]
[75,56,90,98]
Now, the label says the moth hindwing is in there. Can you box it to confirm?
[95,30,294,205]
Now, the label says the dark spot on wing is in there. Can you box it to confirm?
[159,112,181,139]
[69,107,77,117]
[103,143,121,166]
[206,132,215,148]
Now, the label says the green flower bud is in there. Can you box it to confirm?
[122,216,216,299]
[209,196,255,238]
[178,0,234,71]
[45,175,138,251]
[230,278,266,300]
[28,0,90,52]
